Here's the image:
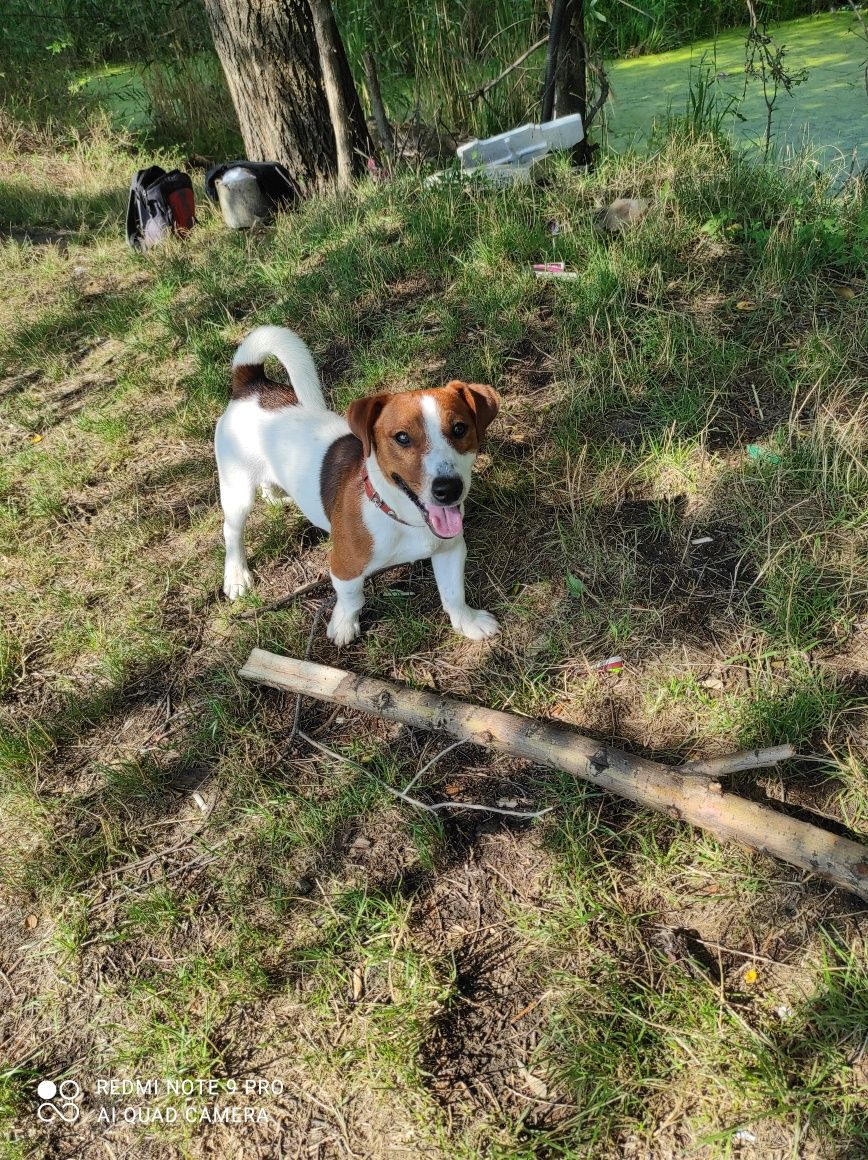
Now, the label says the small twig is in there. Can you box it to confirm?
[73,837,197,890]
[583,55,610,132]
[682,744,796,777]
[684,935,800,969]
[297,731,552,820]
[87,851,226,915]
[844,0,868,95]
[233,576,328,620]
[469,37,548,102]
[0,967,18,1000]
[401,738,467,794]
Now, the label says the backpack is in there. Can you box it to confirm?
[126,166,196,251]
[204,160,300,219]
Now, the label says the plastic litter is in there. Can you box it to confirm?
[534,268,579,280]
[215,167,270,229]
[427,113,584,187]
[458,113,584,169]
[594,656,624,674]
[747,444,782,465]
[733,1129,757,1144]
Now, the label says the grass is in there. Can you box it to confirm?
[0,112,867,1159]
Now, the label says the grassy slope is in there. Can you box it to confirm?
[1,118,867,1159]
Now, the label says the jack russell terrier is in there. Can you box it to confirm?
[215,326,501,646]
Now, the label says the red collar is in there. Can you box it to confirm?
[360,466,414,526]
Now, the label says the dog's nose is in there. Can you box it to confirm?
[431,475,463,505]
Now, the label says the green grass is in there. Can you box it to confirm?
[0,115,867,1158]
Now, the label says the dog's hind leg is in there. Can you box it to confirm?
[216,425,257,599]
[220,473,256,599]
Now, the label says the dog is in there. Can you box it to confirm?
[215,326,501,646]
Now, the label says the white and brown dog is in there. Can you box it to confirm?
[215,326,501,646]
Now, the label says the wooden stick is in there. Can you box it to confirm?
[239,651,868,901]
[682,744,796,778]
[232,576,328,619]
[469,37,548,102]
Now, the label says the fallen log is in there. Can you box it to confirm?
[239,650,868,902]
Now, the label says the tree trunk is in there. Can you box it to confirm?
[541,0,568,122]
[557,0,594,165]
[363,51,393,159]
[202,0,371,192]
[557,0,586,119]
[309,0,362,189]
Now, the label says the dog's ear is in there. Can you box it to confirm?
[450,381,500,440]
[347,393,388,459]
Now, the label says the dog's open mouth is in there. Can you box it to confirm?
[393,475,463,539]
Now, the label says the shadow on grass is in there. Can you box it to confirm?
[0,178,127,236]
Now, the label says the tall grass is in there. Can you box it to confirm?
[2,0,823,158]
[142,55,241,157]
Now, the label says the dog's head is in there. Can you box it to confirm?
[347,381,499,539]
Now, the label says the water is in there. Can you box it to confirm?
[606,10,868,172]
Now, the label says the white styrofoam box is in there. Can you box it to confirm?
[457,113,584,170]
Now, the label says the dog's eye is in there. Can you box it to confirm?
[393,431,411,447]
[451,422,468,438]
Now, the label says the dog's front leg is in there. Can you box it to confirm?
[327,574,365,647]
[432,538,500,641]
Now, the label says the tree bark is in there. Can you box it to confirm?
[202,0,371,192]
[557,0,595,164]
[541,0,568,122]
[309,0,359,189]
[239,650,868,902]
[363,50,393,159]
[557,0,586,120]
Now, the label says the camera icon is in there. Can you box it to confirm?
[37,1079,81,1123]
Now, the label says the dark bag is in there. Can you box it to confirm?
[204,160,300,214]
[126,166,196,251]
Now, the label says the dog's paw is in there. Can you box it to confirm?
[327,605,361,647]
[450,607,501,641]
[223,566,253,600]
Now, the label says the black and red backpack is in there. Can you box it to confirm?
[126,166,196,251]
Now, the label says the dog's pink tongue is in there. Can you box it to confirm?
[425,504,463,537]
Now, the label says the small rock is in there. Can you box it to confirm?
[701,677,725,691]
[497,798,519,809]
[351,835,371,851]
[25,914,38,929]
[601,197,649,232]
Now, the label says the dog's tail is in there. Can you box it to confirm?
[231,325,327,411]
